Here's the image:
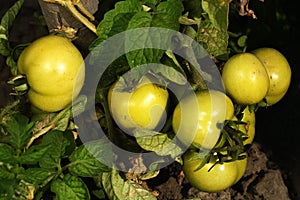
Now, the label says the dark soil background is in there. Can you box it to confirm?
[1,0,300,199]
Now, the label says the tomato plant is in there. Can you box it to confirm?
[17,35,85,112]
[0,0,293,199]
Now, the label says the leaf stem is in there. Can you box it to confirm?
[25,104,72,149]
[0,100,20,122]
[25,124,55,150]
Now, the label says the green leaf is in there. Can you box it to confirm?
[39,130,75,169]
[0,0,24,56]
[68,139,111,177]
[72,95,88,117]
[140,0,159,6]
[149,63,187,85]
[196,0,230,59]
[4,114,34,150]
[134,129,183,159]
[125,12,164,69]
[0,165,15,180]
[19,168,56,185]
[237,35,248,47]
[92,189,106,199]
[54,109,71,132]
[6,43,29,74]
[89,0,142,79]
[196,19,229,59]
[51,173,90,200]
[202,0,229,30]
[151,0,183,30]
[101,169,157,200]
[0,179,15,200]
[19,144,51,165]
[0,143,17,164]
[93,0,142,45]
[125,0,183,68]
[139,170,160,180]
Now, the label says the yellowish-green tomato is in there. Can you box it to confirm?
[252,48,291,105]
[17,35,85,112]
[233,107,256,145]
[172,90,234,149]
[222,53,270,105]
[183,150,247,193]
[108,76,169,131]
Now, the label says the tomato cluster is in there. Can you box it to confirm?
[106,47,291,193]
[222,48,291,106]
[17,35,291,194]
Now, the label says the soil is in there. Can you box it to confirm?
[1,1,300,200]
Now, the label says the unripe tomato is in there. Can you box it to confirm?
[172,90,234,149]
[222,53,270,105]
[183,150,247,193]
[17,35,85,112]
[233,107,256,145]
[108,76,169,132]
[252,48,291,105]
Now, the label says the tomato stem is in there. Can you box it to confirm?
[98,88,115,142]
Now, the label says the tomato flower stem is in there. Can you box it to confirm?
[72,0,95,22]
[43,0,97,34]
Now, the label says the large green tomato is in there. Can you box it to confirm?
[183,150,247,193]
[222,53,270,105]
[252,48,291,105]
[17,35,85,112]
[108,76,169,131]
[172,90,234,149]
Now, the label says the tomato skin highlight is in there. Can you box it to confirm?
[108,76,169,132]
[221,53,270,105]
[17,35,85,112]
[252,48,291,105]
[172,90,234,149]
[183,150,247,193]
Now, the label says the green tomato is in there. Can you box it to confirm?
[17,35,85,112]
[222,53,270,105]
[172,90,234,149]
[183,150,247,193]
[233,106,256,145]
[108,76,169,131]
[252,48,291,105]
